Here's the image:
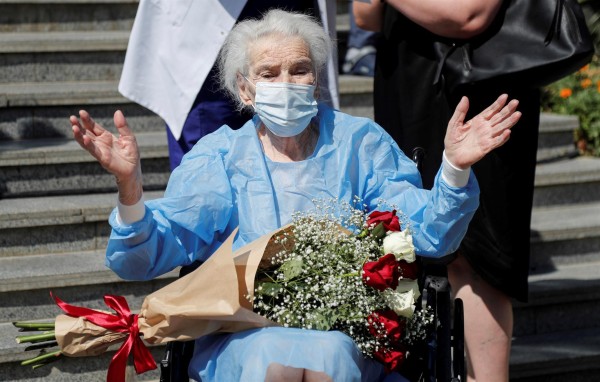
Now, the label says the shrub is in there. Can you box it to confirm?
[541,57,600,156]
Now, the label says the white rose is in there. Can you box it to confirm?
[382,230,415,263]
[381,279,421,318]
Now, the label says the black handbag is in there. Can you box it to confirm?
[434,0,595,91]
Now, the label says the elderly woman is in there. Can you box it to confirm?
[70,9,520,382]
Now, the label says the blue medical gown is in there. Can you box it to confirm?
[106,104,479,381]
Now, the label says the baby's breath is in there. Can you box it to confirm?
[404,306,435,345]
[253,199,434,360]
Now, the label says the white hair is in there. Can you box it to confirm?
[218,9,333,109]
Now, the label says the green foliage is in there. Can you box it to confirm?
[540,1,600,156]
[580,0,600,54]
[541,57,600,156]
[278,257,304,281]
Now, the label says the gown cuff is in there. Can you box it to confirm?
[441,151,470,188]
[116,194,145,225]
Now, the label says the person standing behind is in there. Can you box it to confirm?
[342,2,379,77]
[354,1,541,381]
[119,0,339,171]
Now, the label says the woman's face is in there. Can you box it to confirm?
[239,34,315,105]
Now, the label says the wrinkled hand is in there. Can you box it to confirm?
[70,110,143,205]
[444,94,521,169]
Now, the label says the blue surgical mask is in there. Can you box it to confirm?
[246,79,318,137]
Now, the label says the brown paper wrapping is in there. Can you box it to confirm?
[55,225,291,354]
[55,314,127,357]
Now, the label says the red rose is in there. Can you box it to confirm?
[363,254,400,291]
[373,346,406,373]
[367,309,405,343]
[398,260,419,280]
[367,210,400,232]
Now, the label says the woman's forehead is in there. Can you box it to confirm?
[249,34,311,69]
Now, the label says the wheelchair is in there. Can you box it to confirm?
[159,147,466,382]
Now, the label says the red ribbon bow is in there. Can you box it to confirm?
[51,292,157,382]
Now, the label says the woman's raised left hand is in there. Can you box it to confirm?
[444,94,521,169]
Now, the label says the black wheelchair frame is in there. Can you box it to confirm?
[159,147,466,382]
[411,147,466,382]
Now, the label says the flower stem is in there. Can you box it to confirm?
[21,350,62,367]
[13,322,55,331]
[16,331,56,344]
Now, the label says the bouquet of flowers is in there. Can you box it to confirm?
[13,199,433,380]
[253,200,433,372]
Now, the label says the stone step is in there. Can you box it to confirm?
[0,34,126,85]
[533,156,600,207]
[1,256,599,375]
[530,201,600,272]
[535,113,580,163]
[0,174,600,262]
[0,131,167,166]
[0,103,164,141]
[0,31,127,84]
[0,350,162,382]
[2,247,597,336]
[0,277,178,329]
[0,313,163,381]
[0,50,125,84]
[0,254,171,378]
[0,249,178,321]
[0,190,162,257]
[1,129,595,202]
[0,31,129,54]
[0,24,352,83]
[0,83,165,140]
[514,260,600,337]
[0,81,129,108]
[0,77,578,149]
[0,0,137,33]
[337,74,374,119]
[0,249,176,292]
[0,184,598,265]
[0,77,373,108]
[510,327,600,382]
[0,132,170,197]
[0,260,598,381]
[0,77,372,139]
[2,327,599,382]
[1,326,599,381]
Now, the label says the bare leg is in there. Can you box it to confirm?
[303,369,333,382]
[264,364,332,382]
[448,254,512,382]
[265,364,304,382]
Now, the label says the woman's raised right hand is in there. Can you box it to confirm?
[70,110,143,205]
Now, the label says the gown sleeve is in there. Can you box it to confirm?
[105,150,234,281]
[360,123,480,258]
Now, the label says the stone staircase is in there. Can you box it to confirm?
[1,1,600,381]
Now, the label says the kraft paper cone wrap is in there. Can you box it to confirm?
[52,225,291,357]
[55,314,127,357]
[137,225,292,344]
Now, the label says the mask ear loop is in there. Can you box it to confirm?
[240,73,255,88]
[238,72,257,110]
